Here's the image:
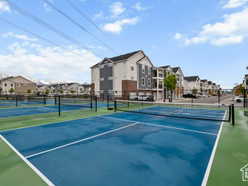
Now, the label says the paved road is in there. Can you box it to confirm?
[175,94,234,105]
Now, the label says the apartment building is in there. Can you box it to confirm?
[152,67,164,101]
[172,67,184,98]
[38,83,91,95]
[0,76,37,95]
[200,79,208,95]
[158,66,184,99]
[184,76,201,94]
[91,50,155,99]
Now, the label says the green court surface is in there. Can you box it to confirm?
[0,107,247,186]
[0,137,47,186]
[0,108,110,131]
[207,108,248,186]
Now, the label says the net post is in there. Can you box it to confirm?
[114,100,117,112]
[58,95,61,117]
[231,104,235,126]
[95,96,97,112]
[15,95,18,107]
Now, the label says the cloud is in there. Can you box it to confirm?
[110,2,126,17]
[102,17,139,34]
[175,8,248,46]
[174,33,183,40]
[133,2,148,11]
[223,0,248,9]
[93,11,104,20]
[2,32,38,41]
[211,35,244,45]
[0,42,100,83]
[43,0,54,12]
[0,0,10,12]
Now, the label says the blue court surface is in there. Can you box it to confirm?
[0,107,224,186]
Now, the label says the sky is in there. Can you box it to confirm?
[0,0,248,88]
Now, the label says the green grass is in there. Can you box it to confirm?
[207,108,248,186]
[0,137,47,186]
[0,108,112,131]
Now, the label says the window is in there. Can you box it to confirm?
[131,66,134,71]
[11,84,13,87]
[142,78,145,86]
[148,79,151,86]
[4,83,7,87]
[100,78,104,81]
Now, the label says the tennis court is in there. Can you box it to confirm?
[0,103,227,186]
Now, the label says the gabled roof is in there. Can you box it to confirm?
[91,50,142,68]
[0,76,34,84]
[159,65,170,69]
[184,76,200,82]
[109,50,141,62]
[172,67,179,73]
[201,79,208,82]
[0,76,15,82]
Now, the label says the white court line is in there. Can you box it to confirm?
[102,116,218,136]
[25,122,138,159]
[0,135,55,186]
[201,111,227,186]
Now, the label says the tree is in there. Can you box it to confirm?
[45,89,50,95]
[192,88,198,95]
[9,88,15,94]
[27,89,31,94]
[164,74,177,102]
[234,84,245,96]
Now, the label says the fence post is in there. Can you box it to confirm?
[43,95,47,105]
[107,94,109,109]
[58,96,61,117]
[95,96,97,112]
[114,100,117,112]
[218,89,221,106]
[244,88,247,108]
[90,95,93,110]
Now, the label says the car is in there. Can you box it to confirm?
[183,94,197,99]
[137,95,154,101]
[129,95,138,100]
[235,96,244,103]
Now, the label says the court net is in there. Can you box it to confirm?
[114,100,233,123]
[57,97,93,109]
